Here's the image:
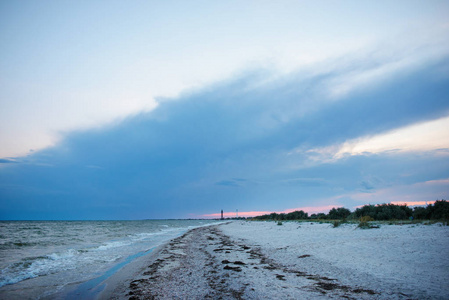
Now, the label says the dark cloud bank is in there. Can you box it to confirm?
[1,57,449,220]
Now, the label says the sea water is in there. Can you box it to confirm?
[0,219,219,298]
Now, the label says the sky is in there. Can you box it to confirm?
[1,1,449,220]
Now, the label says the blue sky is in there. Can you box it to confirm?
[1,1,449,219]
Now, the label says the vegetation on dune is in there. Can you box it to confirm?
[253,210,309,221]
[354,200,449,221]
[332,220,342,228]
[328,207,351,220]
[354,203,412,221]
[357,216,376,229]
[249,200,449,223]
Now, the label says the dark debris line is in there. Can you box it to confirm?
[127,226,379,299]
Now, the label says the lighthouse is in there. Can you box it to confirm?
[221,210,224,220]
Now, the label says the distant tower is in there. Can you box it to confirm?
[236,209,238,218]
[221,210,224,220]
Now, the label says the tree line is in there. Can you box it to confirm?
[251,200,449,221]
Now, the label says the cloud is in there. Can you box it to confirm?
[390,201,436,207]
[0,159,16,164]
[360,181,375,191]
[215,179,245,187]
[279,178,327,187]
[326,37,449,100]
[309,115,449,162]
[347,178,449,207]
[1,53,449,219]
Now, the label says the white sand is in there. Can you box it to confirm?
[3,221,446,299]
[220,221,449,299]
[102,221,448,299]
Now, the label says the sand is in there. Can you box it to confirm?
[98,221,449,299]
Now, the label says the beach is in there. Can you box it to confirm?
[99,221,449,299]
[0,220,221,300]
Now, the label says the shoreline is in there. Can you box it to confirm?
[0,220,222,300]
[97,221,448,299]
[96,242,168,299]
[97,225,228,299]
[82,223,230,299]
[58,224,223,300]
[40,234,179,300]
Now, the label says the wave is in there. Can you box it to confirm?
[0,220,220,289]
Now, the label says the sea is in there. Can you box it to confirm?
[0,219,220,299]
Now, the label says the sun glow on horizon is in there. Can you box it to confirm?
[201,199,446,219]
[201,205,343,219]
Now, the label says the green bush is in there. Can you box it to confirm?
[328,207,351,220]
[355,204,412,220]
[253,210,308,221]
[250,200,448,222]
[358,216,374,229]
[333,220,341,228]
[429,200,449,220]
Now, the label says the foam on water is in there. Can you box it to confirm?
[0,220,220,296]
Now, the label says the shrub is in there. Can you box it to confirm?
[285,210,308,220]
[277,221,283,226]
[431,200,449,220]
[333,220,341,228]
[355,204,412,220]
[316,213,327,220]
[358,216,374,229]
[251,200,448,222]
[412,206,429,220]
[360,216,374,222]
[358,222,371,229]
[328,207,351,220]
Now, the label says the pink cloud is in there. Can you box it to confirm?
[200,204,341,219]
[202,211,272,218]
[390,200,436,206]
[200,199,442,219]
